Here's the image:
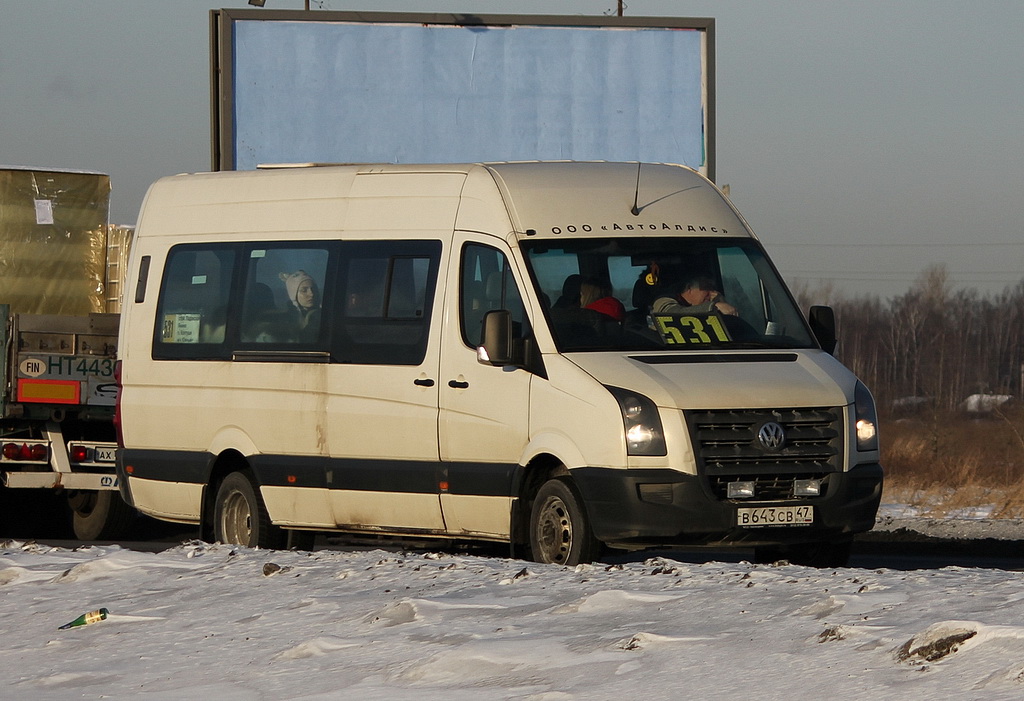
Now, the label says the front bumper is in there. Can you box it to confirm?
[571,463,883,548]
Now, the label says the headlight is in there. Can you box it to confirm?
[854,381,879,452]
[606,386,666,456]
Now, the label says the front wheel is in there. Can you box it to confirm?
[529,478,600,566]
[214,472,285,549]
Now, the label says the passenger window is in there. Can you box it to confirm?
[154,240,441,364]
[332,241,441,365]
[460,244,528,348]
[154,246,236,358]
[240,246,329,345]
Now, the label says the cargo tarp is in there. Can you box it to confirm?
[0,167,110,315]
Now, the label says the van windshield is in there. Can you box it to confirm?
[522,236,818,352]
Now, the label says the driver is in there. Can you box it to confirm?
[652,275,738,316]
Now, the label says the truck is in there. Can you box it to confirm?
[0,166,135,540]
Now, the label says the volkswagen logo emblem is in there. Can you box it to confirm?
[757,421,786,451]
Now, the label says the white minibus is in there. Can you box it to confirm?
[116,162,882,566]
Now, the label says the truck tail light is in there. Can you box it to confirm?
[2,442,48,461]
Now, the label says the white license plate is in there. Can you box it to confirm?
[94,447,116,462]
[737,505,813,527]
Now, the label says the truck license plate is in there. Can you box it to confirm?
[737,505,813,527]
[94,447,116,462]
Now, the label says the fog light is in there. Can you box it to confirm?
[727,480,756,499]
[793,478,822,497]
[638,483,674,505]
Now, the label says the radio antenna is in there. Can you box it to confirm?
[630,162,642,216]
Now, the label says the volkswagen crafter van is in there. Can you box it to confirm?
[116,162,882,567]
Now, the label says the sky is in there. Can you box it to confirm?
[5,515,1024,700]
[2,0,1023,299]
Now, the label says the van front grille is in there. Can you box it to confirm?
[686,407,842,500]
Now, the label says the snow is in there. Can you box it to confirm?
[4,527,1024,700]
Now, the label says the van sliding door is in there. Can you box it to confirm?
[325,240,446,532]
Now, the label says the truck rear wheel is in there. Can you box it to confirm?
[214,471,285,549]
[69,490,137,541]
[529,478,599,566]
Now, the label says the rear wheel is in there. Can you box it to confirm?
[214,472,285,549]
[529,478,599,566]
[68,490,137,541]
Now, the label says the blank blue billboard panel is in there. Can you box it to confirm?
[215,12,713,177]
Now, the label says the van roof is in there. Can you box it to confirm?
[479,162,745,239]
[138,162,749,242]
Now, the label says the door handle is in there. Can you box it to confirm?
[448,380,470,389]
[413,378,435,387]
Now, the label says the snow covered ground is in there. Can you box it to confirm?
[3,508,1024,700]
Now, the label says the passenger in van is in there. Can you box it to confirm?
[547,278,623,348]
[553,274,582,309]
[280,269,321,341]
[241,282,289,343]
[579,279,625,322]
[653,275,738,316]
[200,306,227,343]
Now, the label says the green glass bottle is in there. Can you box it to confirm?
[58,608,109,630]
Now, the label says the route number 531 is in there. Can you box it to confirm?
[653,313,731,345]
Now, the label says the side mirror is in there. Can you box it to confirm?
[477,309,513,366]
[808,305,837,355]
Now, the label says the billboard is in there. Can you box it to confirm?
[211,11,714,179]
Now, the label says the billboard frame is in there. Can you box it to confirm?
[210,10,715,180]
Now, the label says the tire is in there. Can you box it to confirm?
[529,478,600,566]
[214,471,285,549]
[754,539,853,568]
[69,490,137,541]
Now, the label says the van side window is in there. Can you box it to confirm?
[460,244,527,348]
[154,246,236,358]
[240,246,329,345]
[332,241,441,365]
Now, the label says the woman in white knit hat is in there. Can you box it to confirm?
[279,269,321,341]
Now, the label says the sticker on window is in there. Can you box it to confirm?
[652,313,732,345]
[162,313,202,344]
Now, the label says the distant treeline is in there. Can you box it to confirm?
[791,265,1024,414]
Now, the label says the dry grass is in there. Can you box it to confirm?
[882,406,1024,518]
